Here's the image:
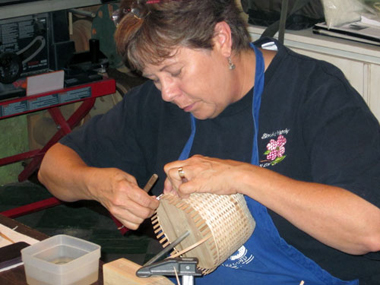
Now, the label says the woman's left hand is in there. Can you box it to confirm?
[164,155,380,255]
[163,154,248,198]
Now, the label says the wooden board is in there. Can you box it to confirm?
[103,258,174,285]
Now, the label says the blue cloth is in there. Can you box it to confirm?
[179,44,358,285]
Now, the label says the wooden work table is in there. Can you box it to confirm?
[0,214,104,285]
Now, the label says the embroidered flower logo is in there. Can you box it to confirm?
[263,135,287,166]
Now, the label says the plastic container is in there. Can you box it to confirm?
[21,234,100,285]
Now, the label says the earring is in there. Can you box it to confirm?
[228,57,235,70]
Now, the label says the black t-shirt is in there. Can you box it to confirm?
[61,38,380,283]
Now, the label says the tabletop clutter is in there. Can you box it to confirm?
[15,191,256,285]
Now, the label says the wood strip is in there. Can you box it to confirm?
[169,235,211,259]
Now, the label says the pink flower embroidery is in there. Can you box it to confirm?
[264,135,287,165]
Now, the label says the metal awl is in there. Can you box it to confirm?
[143,230,190,266]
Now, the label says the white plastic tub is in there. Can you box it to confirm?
[21,234,100,285]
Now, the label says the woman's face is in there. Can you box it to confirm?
[142,46,238,120]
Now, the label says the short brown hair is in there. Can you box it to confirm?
[115,0,251,71]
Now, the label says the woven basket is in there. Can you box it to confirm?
[151,193,255,274]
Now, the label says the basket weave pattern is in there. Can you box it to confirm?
[152,193,256,274]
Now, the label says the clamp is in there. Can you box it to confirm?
[136,257,202,285]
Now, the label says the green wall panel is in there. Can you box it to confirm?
[0,115,29,185]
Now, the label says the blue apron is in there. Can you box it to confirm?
[177,43,358,285]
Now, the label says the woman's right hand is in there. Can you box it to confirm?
[85,167,160,230]
[39,143,159,231]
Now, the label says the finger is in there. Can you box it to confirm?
[123,196,158,219]
[117,180,159,208]
[170,164,193,184]
[107,186,158,218]
[163,160,184,175]
[177,179,197,198]
[163,177,179,195]
[131,187,160,210]
[117,216,144,231]
[110,199,155,227]
[177,167,189,183]
[123,222,139,231]
[166,167,189,196]
[109,206,144,229]
[164,160,191,180]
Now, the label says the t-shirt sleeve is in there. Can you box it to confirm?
[302,63,380,205]
[59,83,148,177]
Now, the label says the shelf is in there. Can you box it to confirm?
[248,25,380,65]
[0,0,103,20]
[0,78,116,119]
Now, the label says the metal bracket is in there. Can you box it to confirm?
[137,257,202,285]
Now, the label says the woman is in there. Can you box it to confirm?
[38,0,380,283]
